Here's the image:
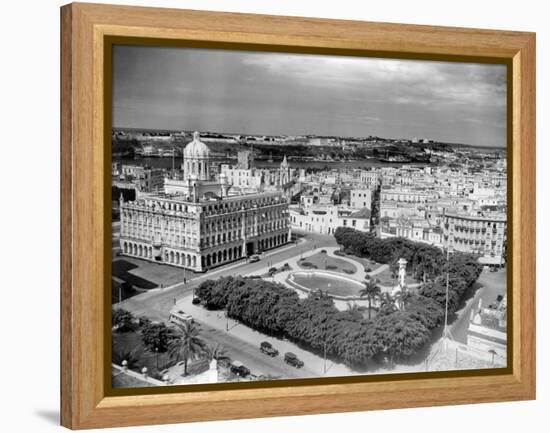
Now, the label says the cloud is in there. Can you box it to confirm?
[113,46,507,146]
[241,53,506,109]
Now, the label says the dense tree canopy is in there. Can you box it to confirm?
[112,308,138,332]
[334,227,446,282]
[193,229,482,369]
[196,276,430,367]
[334,227,482,319]
[140,322,174,352]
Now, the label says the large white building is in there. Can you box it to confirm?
[359,170,380,187]
[290,205,370,235]
[119,133,291,272]
[442,211,507,266]
[219,154,295,192]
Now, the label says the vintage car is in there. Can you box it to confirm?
[260,341,279,357]
[229,360,251,377]
[283,352,304,368]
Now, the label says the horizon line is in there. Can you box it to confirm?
[112,126,506,149]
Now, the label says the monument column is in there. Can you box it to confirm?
[397,258,407,288]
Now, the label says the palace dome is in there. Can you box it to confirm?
[184,131,211,159]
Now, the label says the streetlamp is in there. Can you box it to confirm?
[155,347,159,370]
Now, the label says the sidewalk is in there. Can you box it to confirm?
[175,292,357,379]
[155,238,308,293]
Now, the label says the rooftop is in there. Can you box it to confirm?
[445,210,506,222]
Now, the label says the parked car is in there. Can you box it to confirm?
[260,341,279,357]
[284,352,304,368]
[191,297,201,305]
[249,255,261,263]
[230,361,251,377]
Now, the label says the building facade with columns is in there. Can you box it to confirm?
[119,133,291,272]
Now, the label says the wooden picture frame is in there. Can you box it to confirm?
[61,2,535,429]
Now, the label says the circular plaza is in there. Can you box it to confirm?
[287,270,366,299]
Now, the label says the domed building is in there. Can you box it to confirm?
[182,131,211,181]
[164,132,225,200]
[119,131,291,273]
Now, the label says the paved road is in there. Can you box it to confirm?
[116,230,338,379]
[449,268,507,343]
[115,226,507,378]
[117,230,336,311]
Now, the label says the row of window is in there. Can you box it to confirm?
[202,197,284,215]
[203,209,285,231]
[446,220,504,229]
[122,212,195,227]
[122,230,198,248]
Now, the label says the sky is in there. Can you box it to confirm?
[113,45,507,147]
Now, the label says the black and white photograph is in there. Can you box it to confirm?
[110,45,508,388]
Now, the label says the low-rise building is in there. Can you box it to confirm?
[113,164,165,193]
[349,187,372,210]
[380,187,434,203]
[290,205,370,235]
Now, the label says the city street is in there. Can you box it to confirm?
[117,230,336,309]
[116,230,339,379]
[116,229,507,379]
[172,291,355,380]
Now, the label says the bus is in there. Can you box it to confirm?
[169,310,193,327]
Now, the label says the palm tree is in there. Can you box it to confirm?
[394,286,412,311]
[208,343,231,366]
[360,280,381,319]
[167,321,208,376]
[378,292,397,316]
